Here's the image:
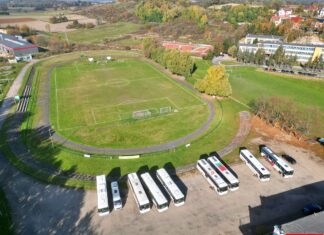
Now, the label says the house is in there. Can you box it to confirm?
[306,5,319,12]
[278,8,292,18]
[0,33,38,62]
[271,15,282,26]
[289,16,303,29]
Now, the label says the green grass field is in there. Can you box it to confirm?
[228,66,324,136]
[51,57,209,148]
[60,22,141,44]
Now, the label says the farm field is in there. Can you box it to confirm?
[57,22,141,44]
[51,57,209,148]
[227,66,324,136]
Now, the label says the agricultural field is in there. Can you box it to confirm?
[57,22,142,44]
[227,66,324,136]
[51,56,209,148]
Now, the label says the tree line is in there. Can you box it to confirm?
[250,96,321,138]
[143,38,195,78]
[135,0,208,28]
[236,46,324,70]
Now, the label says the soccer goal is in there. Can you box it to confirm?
[160,106,172,114]
[132,109,152,119]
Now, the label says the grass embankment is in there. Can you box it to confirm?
[0,188,14,235]
[56,22,142,44]
[228,66,324,136]
[22,51,245,176]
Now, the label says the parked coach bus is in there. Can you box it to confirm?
[260,145,294,178]
[96,175,110,216]
[240,148,270,181]
[128,173,150,214]
[156,168,185,206]
[207,155,239,191]
[111,181,122,210]
[141,172,168,212]
[196,159,228,195]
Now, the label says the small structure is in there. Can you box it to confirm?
[0,33,38,62]
[278,8,292,18]
[319,8,324,18]
[88,57,94,62]
[106,56,112,61]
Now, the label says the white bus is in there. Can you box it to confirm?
[96,175,110,216]
[140,172,168,212]
[240,148,271,181]
[207,155,239,191]
[128,173,150,214]
[111,181,122,210]
[196,159,228,195]
[156,168,185,206]
[260,145,294,178]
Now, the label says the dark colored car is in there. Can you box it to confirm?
[282,154,297,165]
[303,203,323,215]
[317,137,324,146]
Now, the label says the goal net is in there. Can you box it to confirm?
[160,106,172,114]
[132,109,152,119]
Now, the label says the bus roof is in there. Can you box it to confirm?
[240,149,270,175]
[156,168,184,200]
[96,175,109,209]
[141,172,168,205]
[111,181,121,201]
[207,156,239,184]
[260,146,294,172]
[197,159,228,188]
[128,173,150,205]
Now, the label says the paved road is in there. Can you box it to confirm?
[0,60,37,129]
[38,63,216,155]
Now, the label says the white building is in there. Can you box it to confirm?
[245,34,283,44]
[319,8,324,18]
[278,8,292,17]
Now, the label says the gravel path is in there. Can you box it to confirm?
[39,63,216,155]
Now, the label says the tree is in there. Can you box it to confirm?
[228,45,237,58]
[194,65,232,97]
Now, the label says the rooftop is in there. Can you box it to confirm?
[246,34,283,40]
[0,33,37,50]
[282,211,324,233]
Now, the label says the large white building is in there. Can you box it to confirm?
[239,35,324,63]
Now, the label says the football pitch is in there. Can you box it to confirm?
[51,58,209,148]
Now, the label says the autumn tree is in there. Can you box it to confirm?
[195,65,232,97]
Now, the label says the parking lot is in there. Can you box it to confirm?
[78,141,324,235]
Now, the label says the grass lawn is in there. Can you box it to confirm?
[20,50,246,177]
[58,22,141,44]
[187,59,212,85]
[0,188,14,235]
[228,66,324,136]
[51,57,209,148]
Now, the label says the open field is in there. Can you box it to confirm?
[18,50,244,176]
[227,66,324,136]
[55,22,142,44]
[0,12,97,32]
[51,57,209,148]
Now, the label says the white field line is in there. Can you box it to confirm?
[54,69,60,130]
[91,109,97,124]
[146,63,204,105]
[55,76,159,91]
[165,97,180,109]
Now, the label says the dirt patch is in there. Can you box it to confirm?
[0,18,36,24]
[251,116,324,159]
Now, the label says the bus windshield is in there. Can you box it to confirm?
[174,198,184,204]
[98,207,109,213]
[140,203,150,211]
[157,202,168,209]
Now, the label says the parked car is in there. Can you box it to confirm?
[317,137,324,146]
[303,203,323,215]
[282,154,297,165]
